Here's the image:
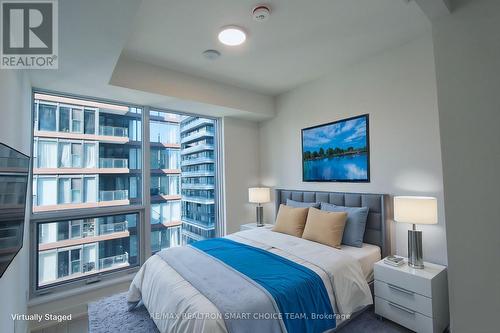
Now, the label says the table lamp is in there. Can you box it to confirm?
[248,187,271,226]
[394,196,437,269]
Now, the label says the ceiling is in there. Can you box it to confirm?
[123,0,431,95]
[28,0,432,120]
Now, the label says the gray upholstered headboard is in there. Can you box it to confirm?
[275,189,391,258]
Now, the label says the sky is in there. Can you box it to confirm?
[303,116,367,152]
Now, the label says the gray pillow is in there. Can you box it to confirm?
[286,199,320,209]
[320,202,369,248]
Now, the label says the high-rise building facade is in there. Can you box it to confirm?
[33,93,144,286]
[180,117,216,244]
[148,110,182,253]
[33,93,217,287]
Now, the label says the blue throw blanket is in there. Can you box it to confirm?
[192,238,336,333]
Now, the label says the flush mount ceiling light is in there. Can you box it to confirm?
[218,26,246,46]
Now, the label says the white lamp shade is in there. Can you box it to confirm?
[248,187,271,204]
[394,196,438,225]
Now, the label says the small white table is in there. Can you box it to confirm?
[240,223,274,231]
[374,258,449,333]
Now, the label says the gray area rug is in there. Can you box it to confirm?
[88,292,411,333]
[88,292,159,333]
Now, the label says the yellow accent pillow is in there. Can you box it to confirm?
[272,204,309,237]
[302,207,348,249]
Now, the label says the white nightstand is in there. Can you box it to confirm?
[240,223,274,231]
[374,258,449,333]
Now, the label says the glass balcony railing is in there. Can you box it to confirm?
[180,183,214,190]
[99,158,128,168]
[99,190,128,201]
[181,170,215,177]
[180,144,214,155]
[180,118,213,133]
[98,253,128,270]
[180,156,214,166]
[182,213,215,226]
[98,221,128,235]
[99,125,128,138]
[181,196,215,204]
[180,129,214,144]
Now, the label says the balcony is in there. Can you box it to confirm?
[180,183,214,190]
[181,170,214,177]
[98,253,129,270]
[150,187,180,196]
[181,196,215,205]
[98,221,128,235]
[180,118,213,133]
[180,156,214,167]
[180,144,214,156]
[99,190,128,201]
[99,125,128,137]
[180,129,214,144]
[99,158,128,168]
[181,215,215,228]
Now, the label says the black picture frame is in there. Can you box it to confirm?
[301,114,370,183]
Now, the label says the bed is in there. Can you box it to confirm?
[128,190,390,333]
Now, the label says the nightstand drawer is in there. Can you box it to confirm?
[374,264,432,297]
[375,296,434,333]
[375,280,432,317]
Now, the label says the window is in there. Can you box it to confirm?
[71,220,82,239]
[59,107,70,132]
[36,177,57,206]
[71,144,82,167]
[71,178,82,203]
[84,177,97,203]
[38,104,57,131]
[149,111,218,252]
[58,178,71,204]
[84,143,96,168]
[36,213,139,288]
[31,92,221,293]
[71,109,83,133]
[37,141,57,168]
[58,142,71,167]
[84,109,95,134]
[33,94,142,212]
[149,112,179,144]
[150,175,179,196]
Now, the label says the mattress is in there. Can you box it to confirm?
[128,228,373,333]
[340,243,381,282]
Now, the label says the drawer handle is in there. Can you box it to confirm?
[388,284,414,296]
[388,301,416,315]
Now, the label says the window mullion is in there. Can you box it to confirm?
[141,106,152,263]
[214,118,225,237]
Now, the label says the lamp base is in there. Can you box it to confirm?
[256,206,264,227]
[408,228,424,269]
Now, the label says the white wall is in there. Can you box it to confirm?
[259,33,448,265]
[111,56,275,121]
[432,0,500,331]
[223,117,260,234]
[0,70,32,333]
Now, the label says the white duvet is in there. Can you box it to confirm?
[128,228,373,333]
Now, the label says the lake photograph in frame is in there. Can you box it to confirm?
[302,114,370,182]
